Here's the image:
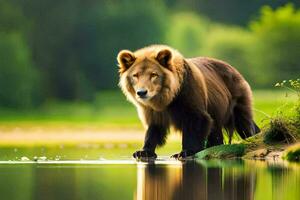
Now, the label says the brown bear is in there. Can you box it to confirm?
[117,45,260,160]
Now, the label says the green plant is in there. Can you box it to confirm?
[275,79,300,130]
[275,79,300,94]
[263,118,296,144]
[264,79,300,144]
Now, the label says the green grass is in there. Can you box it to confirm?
[253,90,297,127]
[0,89,297,129]
[0,91,141,129]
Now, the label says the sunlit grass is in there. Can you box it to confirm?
[0,91,141,129]
[0,90,297,126]
[253,89,297,127]
[0,89,298,147]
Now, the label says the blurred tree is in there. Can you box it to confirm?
[1,0,299,108]
[0,0,40,108]
[0,0,27,32]
[200,26,263,86]
[250,4,300,84]
[165,12,207,57]
[20,0,86,100]
[19,0,167,100]
[167,0,300,26]
[0,33,39,108]
[170,3,300,87]
[76,0,167,90]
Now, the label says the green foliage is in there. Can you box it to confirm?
[250,4,300,84]
[172,0,300,25]
[78,0,167,90]
[1,1,300,107]
[275,79,300,95]
[166,12,206,56]
[20,0,167,101]
[0,0,27,32]
[201,26,260,85]
[169,5,300,88]
[295,100,300,130]
[0,33,39,108]
[274,79,300,132]
[263,79,300,145]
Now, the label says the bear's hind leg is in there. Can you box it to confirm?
[234,104,260,139]
[206,125,224,148]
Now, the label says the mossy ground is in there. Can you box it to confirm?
[196,144,246,159]
[195,134,299,161]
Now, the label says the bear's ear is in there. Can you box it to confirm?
[156,49,172,70]
[117,50,136,73]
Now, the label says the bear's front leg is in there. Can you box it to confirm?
[133,124,167,160]
[172,112,212,160]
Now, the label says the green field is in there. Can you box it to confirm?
[0,89,298,156]
[0,90,297,129]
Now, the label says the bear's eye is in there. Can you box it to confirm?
[150,72,158,78]
[132,73,139,78]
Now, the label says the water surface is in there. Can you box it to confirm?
[0,147,299,200]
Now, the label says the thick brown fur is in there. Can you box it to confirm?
[117,45,260,159]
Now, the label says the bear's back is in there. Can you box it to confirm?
[187,57,248,98]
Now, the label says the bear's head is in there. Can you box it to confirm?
[117,45,184,111]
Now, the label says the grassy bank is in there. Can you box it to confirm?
[0,90,297,129]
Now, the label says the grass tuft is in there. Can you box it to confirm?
[263,118,297,144]
[263,80,300,145]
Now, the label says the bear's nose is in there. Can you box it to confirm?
[136,89,148,98]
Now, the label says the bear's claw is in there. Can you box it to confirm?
[171,150,196,160]
[133,150,157,160]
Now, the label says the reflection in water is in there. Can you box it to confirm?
[136,160,299,200]
[136,163,183,200]
[0,160,299,200]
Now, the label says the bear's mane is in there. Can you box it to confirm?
[119,45,188,112]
